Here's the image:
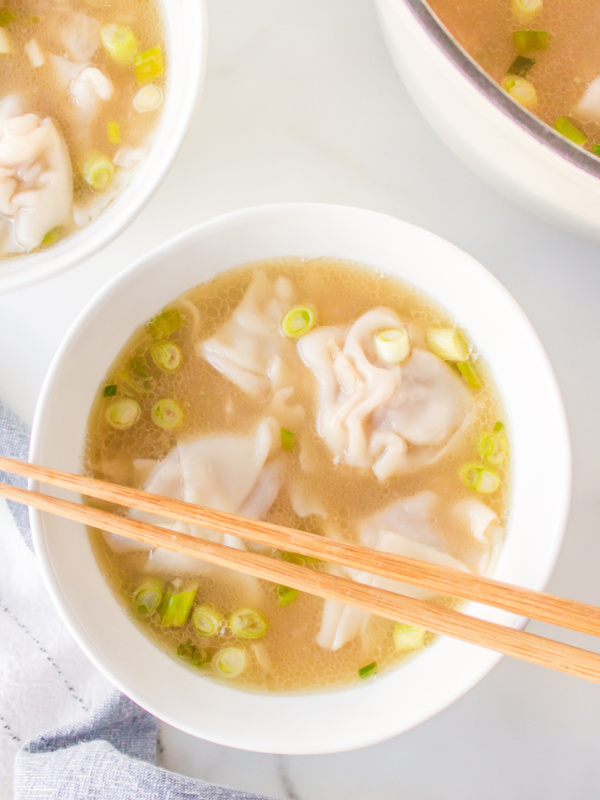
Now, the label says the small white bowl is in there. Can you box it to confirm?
[375,0,600,239]
[0,0,207,293]
[30,204,571,754]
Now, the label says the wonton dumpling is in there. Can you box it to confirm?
[0,96,72,253]
[317,492,501,651]
[298,308,473,480]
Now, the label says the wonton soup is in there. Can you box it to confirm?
[425,0,600,153]
[0,0,165,258]
[86,258,509,693]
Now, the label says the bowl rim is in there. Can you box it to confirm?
[29,202,572,753]
[0,0,208,294]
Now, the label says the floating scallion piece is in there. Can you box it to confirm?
[151,398,184,430]
[151,341,182,372]
[507,55,536,79]
[134,46,164,85]
[192,604,223,637]
[459,463,501,494]
[277,585,297,607]
[41,227,65,247]
[478,430,509,466]
[229,608,268,639]
[457,361,482,389]
[100,24,138,65]
[160,586,197,627]
[502,75,537,109]
[213,647,246,678]
[512,0,542,21]
[513,29,550,54]
[593,144,600,157]
[80,150,114,191]
[374,328,411,365]
[129,354,150,379]
[147,307,182,338]
[554,116,587,147]
[280,305,317,338]
[493,420,504,432]
[0,9,17,25]
[425,327,469,361]
[393,623,428,652]
[105,397,140,429]
[177,641,208,667]
[358,661,377,680]
[280,428,294,450]
[133,577,164,617]
[103,384,117,397]
[106,120,120,145]
[133,84,164,113]
[281,551,321,567]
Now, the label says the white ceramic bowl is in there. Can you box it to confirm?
[375,0,600,240]
[0,0,207,294]
[30,204,570,754]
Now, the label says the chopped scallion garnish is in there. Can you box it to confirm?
[457,361,482,389]
[192,604,223,637]
[493,420,504,432]
[459,463,501,494]
[358,661,377,680]
[160,586,197,627]
[277,585,298,607]
[280,305,318,338]
[280,428,295,450]
[106,120,120,145]
[103,384,117,397]
[478,431,509,466]
[105,397,140,430]
[80,150,114,191]
[512,0,542,21]
[513,29,550,54]
[425,327,469,361]
[213,647,246,678]
[41,227,65,247]
[593,144,600,157]
[151,341,182,372]
[554,116,587,147]
[374,328,411,365]
[393,623,428,651]
[0,9,17,25]
[100,23,138,65]
[147,307,182,338]
[502,75,537,109]
[133,577,163,617]
[507,55,536,78]
[229,608,268,639]
[176,641,208,667]
[134,46,164,85]
[133,84,164,113]
[151,399,184,430]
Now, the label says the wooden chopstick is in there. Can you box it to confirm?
[1,454,599,638]
[3,476,600,683]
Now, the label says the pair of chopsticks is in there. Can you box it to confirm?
[1,453,599,682]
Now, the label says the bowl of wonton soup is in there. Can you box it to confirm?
[30,204,570,754]
[375,0,600,240]
[0,0,206,293]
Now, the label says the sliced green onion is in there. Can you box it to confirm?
[425,327,469,361]
[133,84,163,113]
[115,368,149,397]
[177,641,208,667]
[277,585,298,607]
[457,361,482,389]
[502,75,537,109]
[554,116,587,147]
[129,354,150,379]
[493,420,504,432]
[213,647,246,678]
[100,24,138,65]
[478,431,509,466]
[151,341,182,372]
[593,144,600,157]
[105,397,140,429]
[80,150,114,191]
[281,551,321,567]
[103,384,117,397]
[0,9,17,25]
[459,463,501,494]
[280,428,295,450]
[513,29,550,53]
[229,608,268,639]
[0,28,12,54]
[358,661,377,680]
[134,46,164,85]
[106,120,120,145]
[512,0,542,20]
[151,399,184,430]
[160,587,197,627]
[41,227,65,247]
[280,305,317,338]
[147,307,182,338]
[374,328,411,365]
[192,604,223,637]
[133,577,164,617]
[393,623,428,651]
[507,55,536,78]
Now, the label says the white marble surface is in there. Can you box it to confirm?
[3,0,600,796]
